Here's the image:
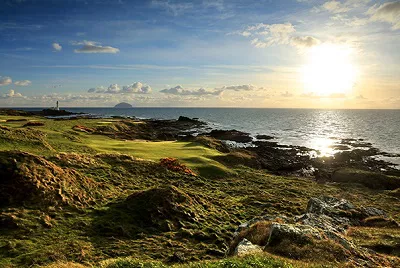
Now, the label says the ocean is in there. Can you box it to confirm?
[20,107,400,164]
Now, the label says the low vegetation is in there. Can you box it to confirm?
[0,114,399,267]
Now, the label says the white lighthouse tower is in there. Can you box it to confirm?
[56,101,59,111]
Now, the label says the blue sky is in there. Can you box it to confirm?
[0,0,399,108]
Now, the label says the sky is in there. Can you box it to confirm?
[0,0,399,108]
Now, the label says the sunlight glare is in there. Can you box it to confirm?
[302,43,358,97]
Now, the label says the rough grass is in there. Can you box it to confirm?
[0,116,399,267]
[51,253,311,268]
[0,116,230,178]
[332,168,400,190]
[347,227,400,257]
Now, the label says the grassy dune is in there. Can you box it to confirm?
[0,115,399,267]
[0,115,230,177]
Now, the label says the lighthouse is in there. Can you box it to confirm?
[56,101,59,111]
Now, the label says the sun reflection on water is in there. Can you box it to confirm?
[310,137,336,157]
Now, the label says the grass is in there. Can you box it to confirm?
[0,115,230,177]
[0,115,399,267]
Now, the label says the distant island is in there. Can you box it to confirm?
[114,102,133,108]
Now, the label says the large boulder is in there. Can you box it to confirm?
[230,196,399,266]
[267,223,324,246]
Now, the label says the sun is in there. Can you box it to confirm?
[301,43,358,97]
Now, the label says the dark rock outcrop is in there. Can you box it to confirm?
[205,129,252,143]
[255,135,275,140]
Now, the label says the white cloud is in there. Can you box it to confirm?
[322,0,350,13]
[330,14,368,26]
[236,22,320,49]
[291,36,321,48]
[73,40,120,54]
[105,84,120,94]
[221,84,257,91]
[88,82,152,94]
[0,76,12,86]
[1,89,24,99]
[314,0,371,14]
[52,42,62,51]
[122,82,152,94]
[368,1,400,30]
[160,85,223,96]
[14,80,31,86]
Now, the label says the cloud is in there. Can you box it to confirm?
[160,85,223,96]
[281,91,293,97]
[236,22,320,49]
[88,86,106,93]
[368,1,400,30]
[291,36,321,48]
[52,42,62,51]
[73,40,120,54]
[1,89,24,99]
[88,82,152,94]
[0,76,12,86]
[122,82,152,94]
[221,84,257,91]
[105,84,120,94]
[314,0,371,14]
[321,0,350,13]
[151,0,193,16]
[14,80,31,86]
[330,14,368,26]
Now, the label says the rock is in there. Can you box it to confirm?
[178,116,201,123]
[255,134,275,140]
[40,109,74,116]
[230,196,400,265]
[234,239,263,256]
[207,129,252,143]
[305,196,390,227]
[114,102,133,108]
[306,196,355,215]
[267,223,323,246]
[332,144,351,151]
[295,213,349,235]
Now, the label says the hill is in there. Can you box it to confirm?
[114,102,133,108]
